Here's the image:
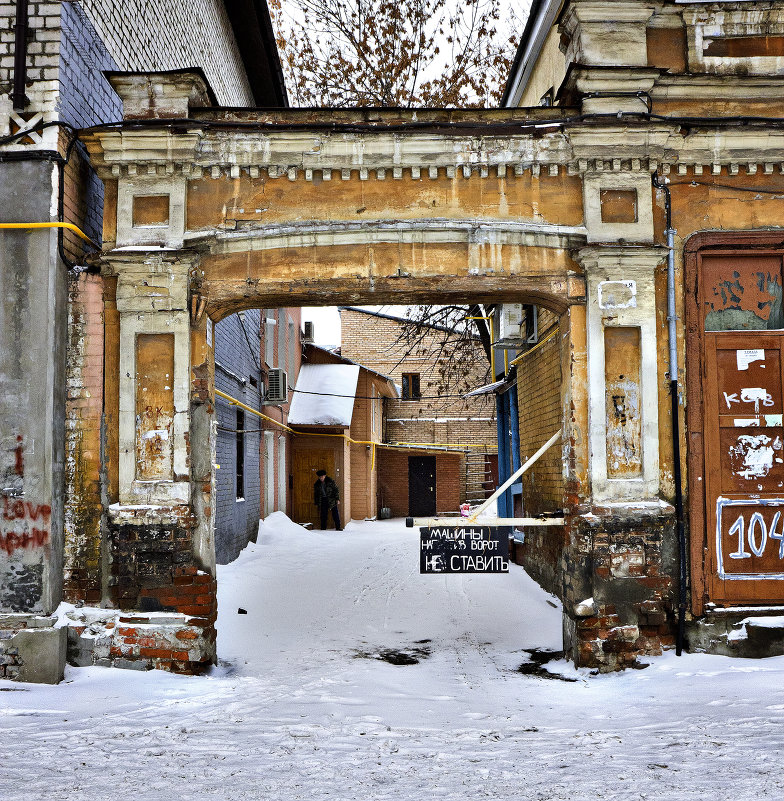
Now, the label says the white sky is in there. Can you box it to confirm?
[301,305,410,351]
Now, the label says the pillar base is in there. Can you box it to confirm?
[0,614,66,684]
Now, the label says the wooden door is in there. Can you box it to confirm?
[408,456,436,516]
[701,253,784,604]
[292,449,334,527]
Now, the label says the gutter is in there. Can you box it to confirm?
[653,172,687,657]
[501,0,563,108]
[223,0,288,107]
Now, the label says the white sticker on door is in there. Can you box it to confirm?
[737,349,765,371]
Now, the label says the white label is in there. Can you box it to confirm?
[737,349,765,371]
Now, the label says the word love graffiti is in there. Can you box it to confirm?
[0,497,51,556]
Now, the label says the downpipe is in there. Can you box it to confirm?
[654,173,687,656]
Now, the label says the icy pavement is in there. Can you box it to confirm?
[3,515,784,800]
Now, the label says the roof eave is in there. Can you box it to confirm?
[224,0,289,107]
[501,0,562,108]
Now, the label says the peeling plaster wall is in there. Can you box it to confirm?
[0,161,66,616]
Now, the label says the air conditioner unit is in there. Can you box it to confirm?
[495,303,538,349]
[265,368,288,404]
[303,321,314,343]
[498,304,523,342]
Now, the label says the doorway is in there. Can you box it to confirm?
[408,455,437,516]
[689,243,784,607]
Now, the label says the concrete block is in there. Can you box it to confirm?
[12,627,67,684]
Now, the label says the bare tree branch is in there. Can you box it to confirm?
[270,0,523,108]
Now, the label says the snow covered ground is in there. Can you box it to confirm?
[4,515,784,800]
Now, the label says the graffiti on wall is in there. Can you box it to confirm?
[0,436,50,557]
[0,498,51,556]
[716,497,784,580]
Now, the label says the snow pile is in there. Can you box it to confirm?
[5,516,784,800]
[728,615,784,641]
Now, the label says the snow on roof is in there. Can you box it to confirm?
[288,364,360,426]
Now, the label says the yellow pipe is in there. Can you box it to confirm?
[216,388,484,453]
[0,222,99,247]
[215,388,297,433]
[509,328,558,365]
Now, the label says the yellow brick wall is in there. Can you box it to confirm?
[516,308,564,515]
[340,308,497,451]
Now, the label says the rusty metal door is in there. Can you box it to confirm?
[701,254,784,604]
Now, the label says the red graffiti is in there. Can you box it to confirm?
[0,497,51,556]
[2,497,51,523]
[14,435,23,476]
[0,528,48,556]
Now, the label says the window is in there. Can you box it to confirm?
[402,373,421,400]
[264,431,274,516]
[277,437,286,511]
[288,317,295,374]
[264,309,275,367]
[277,308,285,369]
[235,409,245,500]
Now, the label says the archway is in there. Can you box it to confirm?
[64,70,671,673]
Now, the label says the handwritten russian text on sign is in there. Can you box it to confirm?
[420,526,510,573]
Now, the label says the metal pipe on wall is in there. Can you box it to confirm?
[654,173,687,657]
[11,0,30,110]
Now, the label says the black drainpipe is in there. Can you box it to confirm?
[653,173,687,656]
[11,0,30,111]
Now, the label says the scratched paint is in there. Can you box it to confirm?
[702,257,784,331]
[604,327,642,479]
[135,333,175,481]
[728,433,782,480]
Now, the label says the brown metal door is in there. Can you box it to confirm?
[701,253,784,604]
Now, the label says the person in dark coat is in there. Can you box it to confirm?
[313,469,342,531]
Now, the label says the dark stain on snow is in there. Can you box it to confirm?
[354,640,432,665]
[516,649,578,681]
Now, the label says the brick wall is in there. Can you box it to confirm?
[516,308,563,515]
[0,0,252,115]
[63,272,104,605]
[341,308,496,446]
[378,449,462,517]
[214,310,262,564]
[341,308,495,502]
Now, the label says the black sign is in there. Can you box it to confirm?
[420,526,510,573]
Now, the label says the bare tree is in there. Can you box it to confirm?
[388,304,494,411]
[270,0,522,107]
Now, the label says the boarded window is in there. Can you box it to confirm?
[135,333,174,481]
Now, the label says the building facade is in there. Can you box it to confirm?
[9,0,784,681]
[0,1,285,680]
[339,307,498,509]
